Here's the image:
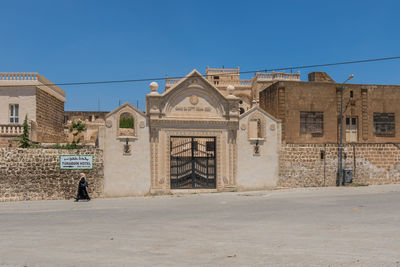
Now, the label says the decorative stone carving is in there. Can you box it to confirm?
[241,123,246,130]
[106,120,112,128]
[190,95,199,105]
[139,121,145,128]
[270,124,276,131]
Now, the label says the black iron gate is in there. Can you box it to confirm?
[170,137,216,189]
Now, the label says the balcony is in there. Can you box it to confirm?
[0,124,23,136]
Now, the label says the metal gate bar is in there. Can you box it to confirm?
[170,136,216,189]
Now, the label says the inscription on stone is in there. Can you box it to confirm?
[175,106,212,112]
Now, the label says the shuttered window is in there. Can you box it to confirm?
[373,113,395,136]
[300,111,323,136]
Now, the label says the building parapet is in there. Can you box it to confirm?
[256,71,300,81]
[0,72,66,101]
[165,68,301,90]
[206,67,239,75]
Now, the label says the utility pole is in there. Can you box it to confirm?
[338,74,354,186]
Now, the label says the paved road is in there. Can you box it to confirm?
[1,185,400,267]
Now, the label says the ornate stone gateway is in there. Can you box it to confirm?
[170,136,216,189]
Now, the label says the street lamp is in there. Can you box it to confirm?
[338,74,354,186]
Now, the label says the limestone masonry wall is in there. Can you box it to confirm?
[279,143,400,187]
[0,147,103,201]
[36,88,65,143]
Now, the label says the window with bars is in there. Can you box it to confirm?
[9,104,19,124]
[300,111,323,136]
[373,113,395,136]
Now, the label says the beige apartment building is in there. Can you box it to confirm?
[0,73,66,147]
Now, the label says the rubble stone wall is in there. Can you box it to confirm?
[0,147,103,201]
[279,143,400,187]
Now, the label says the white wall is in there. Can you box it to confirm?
[0,87,36,124]
[236,109,281,190]
[100,106,151,197]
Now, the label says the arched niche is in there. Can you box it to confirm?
[118,111,136,137]
[248,112,266,140]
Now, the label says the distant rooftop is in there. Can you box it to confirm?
[165,67,300,90]
[0,72,66,102]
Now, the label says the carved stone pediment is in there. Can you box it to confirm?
[147,70,235,120]
[165,90,223,118]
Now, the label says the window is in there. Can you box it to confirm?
[373,113,395,136]
[300,111,323,136]
[9,104,19,123]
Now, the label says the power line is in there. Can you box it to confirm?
[1,56,400,88]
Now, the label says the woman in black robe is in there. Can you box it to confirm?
[75,173,90,201]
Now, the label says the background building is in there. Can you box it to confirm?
[259,72,400,144]
[64,111,108,144]
[0,73,66,147]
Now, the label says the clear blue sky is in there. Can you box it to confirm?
[1,0,399,111]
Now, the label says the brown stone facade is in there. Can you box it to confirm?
[259,75,400,144]
[0,147,103,201]
[36,88,65,143]
[279,143,400,187]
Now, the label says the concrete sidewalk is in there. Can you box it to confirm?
[1,185,400,266]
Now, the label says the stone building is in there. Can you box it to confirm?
[97,67,400,196]
[0,73,66,147]
[1,67,400,201]
[99,70,282,196]
[64,111,108,144]
[259,72,400,144]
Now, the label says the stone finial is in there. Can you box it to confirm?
[227,85,235,95]
[227,85,237,99]
[150,82,159,92]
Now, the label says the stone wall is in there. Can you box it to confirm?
[36,88,65,143]
[279,143,400,187]
[0,147,103,201]
[0,137,12,148]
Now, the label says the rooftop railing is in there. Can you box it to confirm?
[165,78,180,86]
[212,79,252,87]
[256,71,300,81]
[0,72,38,81]
[0,72,65,97]
[206,67,240,75]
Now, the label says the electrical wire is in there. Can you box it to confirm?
[0,56,399,88]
